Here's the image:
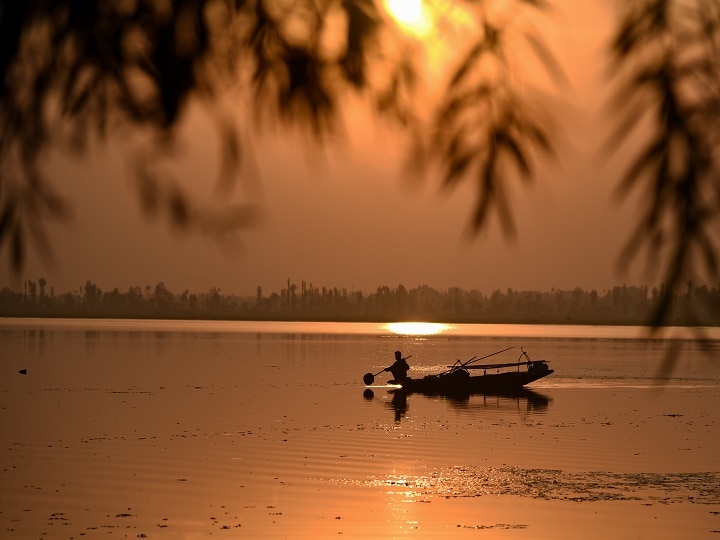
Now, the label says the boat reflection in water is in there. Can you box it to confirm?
[363,387,552,422]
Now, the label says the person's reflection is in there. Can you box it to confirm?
[389,390,408,422]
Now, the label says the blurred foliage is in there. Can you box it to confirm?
[606,0,720,333]
[427,15,557,238]
[0,0,719,332]
[0,0,556,269]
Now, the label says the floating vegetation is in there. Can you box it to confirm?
[457,523,529,530]
[345,467,720,504]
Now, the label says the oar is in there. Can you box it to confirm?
[363,369,386,385]
[363,355,412,385]
[445,355,477,373]
[447,347,514,370]
[468,346,514,365]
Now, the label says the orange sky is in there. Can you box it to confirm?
[1,1,654,297]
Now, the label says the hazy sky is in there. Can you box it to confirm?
[2,1,653,297]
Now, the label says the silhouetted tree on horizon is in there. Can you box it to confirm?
[2,277,720,326]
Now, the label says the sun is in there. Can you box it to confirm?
[384,0,432,36]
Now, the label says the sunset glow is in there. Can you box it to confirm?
[384,322,451,335]
[384,0,432,36]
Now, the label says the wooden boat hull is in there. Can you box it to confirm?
[398,362,553,396]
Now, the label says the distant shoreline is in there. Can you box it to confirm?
[2,280,719,327]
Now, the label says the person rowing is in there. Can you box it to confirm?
[361,352,412,385]
[385,351,410,384]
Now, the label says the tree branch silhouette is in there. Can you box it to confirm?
[607,0,720,333]
[0,0,556,270]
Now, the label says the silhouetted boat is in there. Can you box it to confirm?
[394,352,553,395]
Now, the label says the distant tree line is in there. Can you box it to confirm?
[1,278,719,326]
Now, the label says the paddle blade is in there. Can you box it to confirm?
[363,372,374,385]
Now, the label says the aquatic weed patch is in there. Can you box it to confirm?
[355,468,720,504]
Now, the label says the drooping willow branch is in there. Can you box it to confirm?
[0,0,558,273]
[606,0,720,329]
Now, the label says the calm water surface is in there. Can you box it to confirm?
[1,319,719,538]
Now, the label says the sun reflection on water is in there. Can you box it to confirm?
[384,322,452,335]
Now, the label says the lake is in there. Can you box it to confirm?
[1,318,719,538]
